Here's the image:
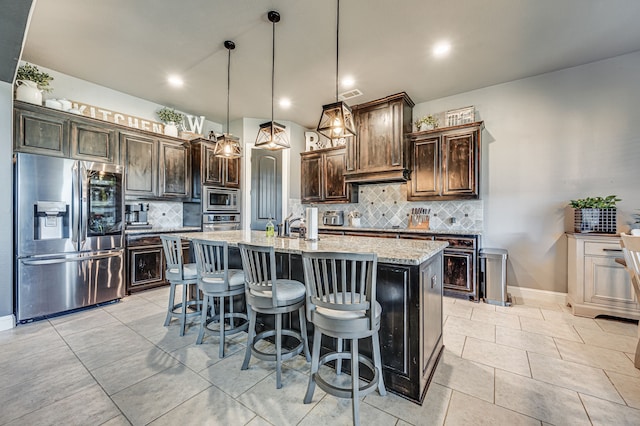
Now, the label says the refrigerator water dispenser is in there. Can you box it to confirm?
[35,201,68,240]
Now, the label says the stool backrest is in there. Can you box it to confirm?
[238,243,279,303]
[192,239,228,286]
[621,233,640,298]
[161,235,186,280]
[302,251,377,325]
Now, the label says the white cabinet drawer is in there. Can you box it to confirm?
[584,240,623,256]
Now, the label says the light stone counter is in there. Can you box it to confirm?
[174,230,447,266]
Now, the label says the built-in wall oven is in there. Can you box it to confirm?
[203,187,239,212]
[203,212,241,231]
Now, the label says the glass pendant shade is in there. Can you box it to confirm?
[215,40,242,158]
[256,121,289,150]
[317,101,356,140]
[213,133,242,158]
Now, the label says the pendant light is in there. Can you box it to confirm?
[255,10,290,150]
[214,40,242,158]
[316,0,356,140]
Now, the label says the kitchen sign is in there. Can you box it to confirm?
[69,100,205,136]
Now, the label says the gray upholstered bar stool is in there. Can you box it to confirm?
[301,251,386,426]
[161,235,200,336]
[192,238,248,358]
[238,242,311,389]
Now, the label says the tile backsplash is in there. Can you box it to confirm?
[147,201,183,228]
[289,182,483,232]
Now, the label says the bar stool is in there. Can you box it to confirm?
[238,242,311,389]
[301,251,386,426]
[161,235,200,336]
[192,238,248,358]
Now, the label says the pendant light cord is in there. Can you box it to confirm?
[226,47,231,134]
[271,17,276,124]
[335,0,340,103]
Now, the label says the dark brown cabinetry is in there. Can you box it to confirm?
[191,139,241,199]
[14,104,69,157]
[159,139,190,198]
[408,122,482,201]
[300,146,355,204]
[71,119,118,163]
[344,92,414,183]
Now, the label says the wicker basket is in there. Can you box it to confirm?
[574,208,617,233]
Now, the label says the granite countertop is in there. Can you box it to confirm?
[174,230,448,266]
[125,226,201,235]
[319,225,482,236]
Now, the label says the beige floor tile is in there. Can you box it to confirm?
[519,316,582,342]
[92,347,179,395]
[443,296,456,304]
[529,352,624,404]
[539,308,601,330]
[0,326,67,359]
[462,337,530,376]
[517,298,564,311]
[470,309,521,330]
[111,364,211,426]
[146,325,199,352]
[433,352,495,403]
[149,386,256,426]
[555,338,640,378]
[494,303,544,319]
[595,317,639,337]
[495,326,560,358]
[443,315,495,342]
[237,369,323,426]
[606,370,640,409]
[444,391,540,426]
[365,382,451,426]
[245,416,274,426]
[73,332,156,371]
[122,311,172,338]
[443,302,473,320]
[495,369,590,424]
[51,308,120,336]
[580,393,640,426]
[4,384,120,426]
[169,336,244,372]
[454,298,496,311]
[299,394,397,426]
[0,319,57,346]
[198,350,273,398]
[101,414,132,426]
[443,332,466,357]
[575,325,638,353]
[396,421,413,426]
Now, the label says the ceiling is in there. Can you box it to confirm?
[21,0,640,129]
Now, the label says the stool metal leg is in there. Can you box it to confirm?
[336,337,343,375]
[275,313,283,389]
[242,306,257,370]
[304,327,322,404]
[372,331,386,396]
[196,294,208,344]
[219,295,226,358]
[180,283,187,336]
[298,306,311,362]
[351,338,360,426]
[164,283,176,327]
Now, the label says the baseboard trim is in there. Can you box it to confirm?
[507,285,568,306]
[0,314,16,331]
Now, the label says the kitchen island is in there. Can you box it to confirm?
[176,230,447,404]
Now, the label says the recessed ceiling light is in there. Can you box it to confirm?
[342,76,355,88]
[432,41,451,58]
[279,98,291,109]
[168,75,184,87]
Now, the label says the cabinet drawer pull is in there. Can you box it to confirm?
[603,248,623,252]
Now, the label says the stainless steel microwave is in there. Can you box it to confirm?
[203,187,239,212]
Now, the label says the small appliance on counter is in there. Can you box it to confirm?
[125,202,152,229]
[322,210,344,226]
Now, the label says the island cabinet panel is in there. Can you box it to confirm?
[408,121,482,201]
[159,139,190,198]
[14,104,69,157]
[301,146,355,204]
[421,253,443,383]
[70,119,118,164]
[345,92,414,183]
[121,132,157,196]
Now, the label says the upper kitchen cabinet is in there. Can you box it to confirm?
[301,146,356,204]
[344,92,414,184]
[120,132,157,197]
[70,119,118,164]
[14,101,69,157]
[158,139,190,198]
[408,122,483,201]
[191,139,241,199]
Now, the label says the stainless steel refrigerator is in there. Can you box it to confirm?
[15,153,125,322]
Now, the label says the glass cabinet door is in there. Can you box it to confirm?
[87,170,122,236]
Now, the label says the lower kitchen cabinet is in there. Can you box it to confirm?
[567,233,640,320]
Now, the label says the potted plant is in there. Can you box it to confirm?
[569,195,620,233]
[157,107,184,137]
[630,211,640,235]
[15,63,54,105]
[414,115,439,131]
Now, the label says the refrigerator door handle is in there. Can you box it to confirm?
[84,251,123,261]
[21,255,84,266]
[71,161,80,245]
[80,162,88,248]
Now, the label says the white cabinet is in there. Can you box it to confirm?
[567,234,640,320]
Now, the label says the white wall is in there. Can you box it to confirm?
[413,51,640,293]
[0,81,14,328]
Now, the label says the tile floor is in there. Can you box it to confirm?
[1,288,639,425]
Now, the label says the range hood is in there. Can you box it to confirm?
[343,167,410,183]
